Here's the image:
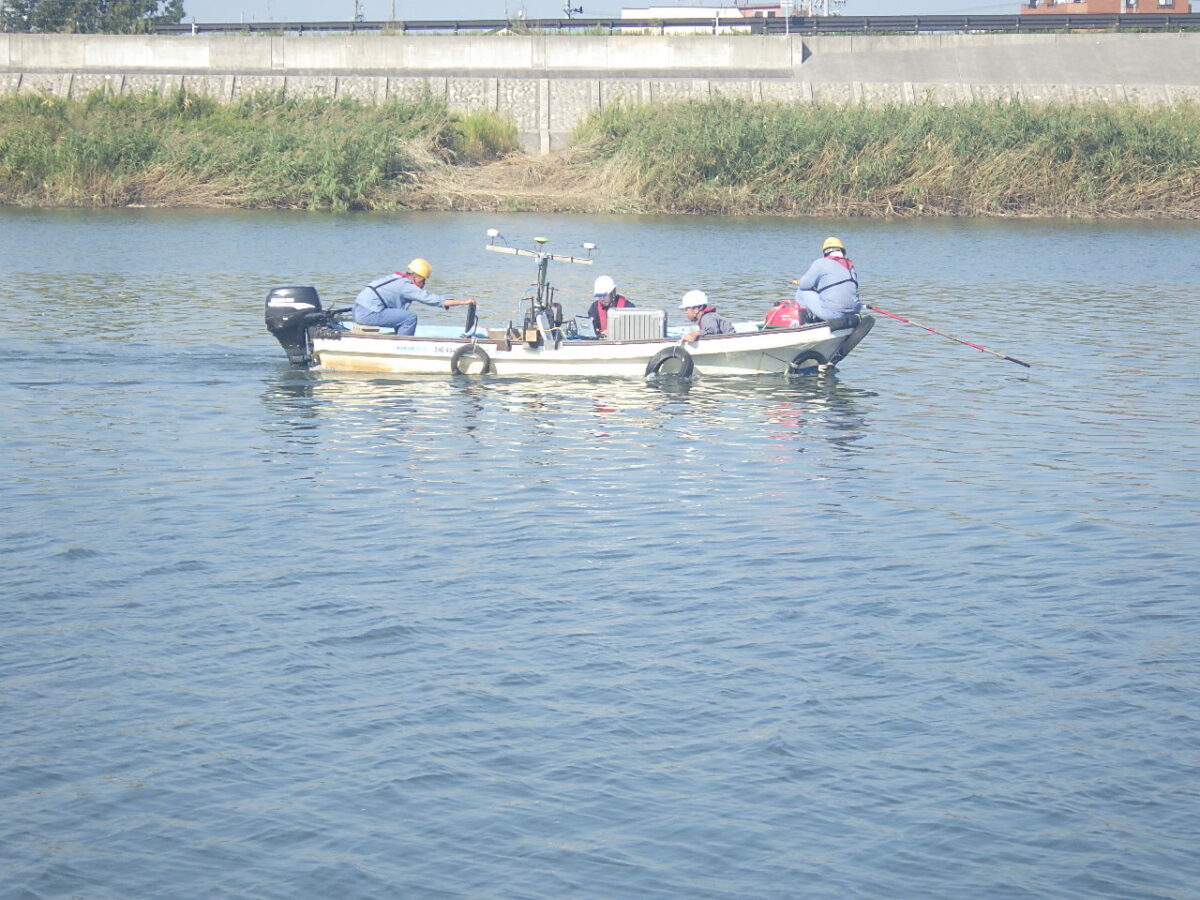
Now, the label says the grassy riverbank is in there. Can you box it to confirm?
[2,92,1198,217]
[0,91,518,210]
[564,99,1200,218]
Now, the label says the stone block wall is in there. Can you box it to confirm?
[2,32,1198,153]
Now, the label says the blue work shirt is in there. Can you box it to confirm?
[795,256,862,321]
[353,273,447,321]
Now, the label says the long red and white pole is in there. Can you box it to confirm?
[868,304,1032,368]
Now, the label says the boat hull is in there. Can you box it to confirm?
[310,320,860,378]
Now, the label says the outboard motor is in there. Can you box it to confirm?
[265,286,323,366]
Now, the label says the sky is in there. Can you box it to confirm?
[180,1,1025,25]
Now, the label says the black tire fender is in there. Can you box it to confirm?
[830,315,875,364]
[786,350,827,375]
[645,346,695,378]
[450,344,491,375]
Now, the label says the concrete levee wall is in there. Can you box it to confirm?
[2,32,1198,153]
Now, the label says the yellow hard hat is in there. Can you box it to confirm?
[407,258,432,279]
[821,237,845,254]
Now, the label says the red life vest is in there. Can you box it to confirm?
[596,295,631,333]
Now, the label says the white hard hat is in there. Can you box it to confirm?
[593,275,616,296]
[680,290,708,309]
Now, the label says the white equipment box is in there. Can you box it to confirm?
[607,308,666,341]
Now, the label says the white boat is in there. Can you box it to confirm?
[265,233,873,378]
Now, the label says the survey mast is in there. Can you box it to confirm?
[485,228,595,346]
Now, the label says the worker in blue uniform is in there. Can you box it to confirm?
[794,237,863,322]
[352,258,476,335]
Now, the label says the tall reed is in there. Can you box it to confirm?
[571,98,1200,217]
[3,91,1197,217]
[0,90,519,209]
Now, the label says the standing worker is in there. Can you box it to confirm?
[352,258,477,335]
[586,275,635,337]
[679,290,736,343]
[794,237,862,323]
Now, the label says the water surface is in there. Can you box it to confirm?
[2,209,1198,899]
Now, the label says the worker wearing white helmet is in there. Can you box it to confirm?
[679,289,735,343]
[794,236,863,323]
[352,257,477,335]
[586,274,635,337]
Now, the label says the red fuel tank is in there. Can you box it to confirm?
[764,301,804,328]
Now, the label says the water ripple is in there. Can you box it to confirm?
[2,210,1198,899]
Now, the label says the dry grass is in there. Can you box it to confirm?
[407,146,648,213]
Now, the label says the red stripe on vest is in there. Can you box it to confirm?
[597,295,629,332]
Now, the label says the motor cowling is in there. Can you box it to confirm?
[265,286,323,366]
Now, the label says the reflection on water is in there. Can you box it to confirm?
[258,368,876,468]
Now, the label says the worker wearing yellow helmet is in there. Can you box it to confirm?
[352,257,477,335]
[794,236,863,323]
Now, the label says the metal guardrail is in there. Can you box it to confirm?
[149,13,1200,36]
[761,13,1200,34]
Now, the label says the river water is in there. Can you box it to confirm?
[2,208,1198,899]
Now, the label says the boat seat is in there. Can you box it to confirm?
[349,322,381,333]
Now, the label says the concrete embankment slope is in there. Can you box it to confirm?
[2,32,1198,153]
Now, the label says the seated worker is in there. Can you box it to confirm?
[352,257,476,336]
[679,290,735,342]
[586,275,635,337]
[794,236,862,323]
